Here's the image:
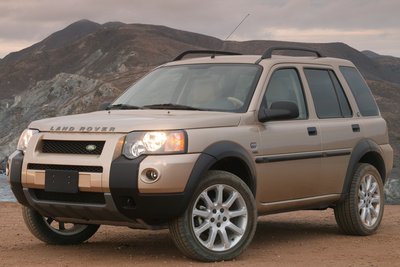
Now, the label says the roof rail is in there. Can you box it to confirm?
[256,47,322,64]
[173,50,242,61]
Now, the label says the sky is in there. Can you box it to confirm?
[0,0,399,58]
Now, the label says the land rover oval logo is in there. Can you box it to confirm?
[85,144,97,152]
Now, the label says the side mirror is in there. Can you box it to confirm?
[258,101,299,122]
[99,102,111,110]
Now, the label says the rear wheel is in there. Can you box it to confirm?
[169,170,257,262]
[22,206,99,245]
[334,163,384,235]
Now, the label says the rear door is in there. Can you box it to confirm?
[303,68,362,194]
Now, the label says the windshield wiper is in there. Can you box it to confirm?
[143,103,205,111]
[106,104,142,110]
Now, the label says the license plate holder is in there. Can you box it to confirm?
[45,170,79,194]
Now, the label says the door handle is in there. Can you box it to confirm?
[307,127,317,136]
[352,124,360,132]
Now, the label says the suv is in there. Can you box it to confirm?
[7,47,393,261]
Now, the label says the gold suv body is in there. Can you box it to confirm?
[8,48,393,261]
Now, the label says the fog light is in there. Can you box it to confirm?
[146,169,159,181]
[141,168,161,183]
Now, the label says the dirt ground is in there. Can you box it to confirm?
[0,202,399,267]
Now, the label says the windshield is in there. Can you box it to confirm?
[112,64,262,112]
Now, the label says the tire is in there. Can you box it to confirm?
[22,206,100,245]
[169,170,257,262]
[334,163,384,235]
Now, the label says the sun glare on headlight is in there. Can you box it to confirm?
[123,130,186,159]
[143,132,167,151]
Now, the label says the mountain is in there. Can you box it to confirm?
[2,21,400,100]
[362,50,382,59]
[0,20,399,202]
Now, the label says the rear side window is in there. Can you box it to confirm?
[329,71,352,118]
[304,69,352,118]
[340,66,379,116]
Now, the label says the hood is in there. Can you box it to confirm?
[29,110,242,133]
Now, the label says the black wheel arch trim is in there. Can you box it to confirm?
[339,139,386,203]
[183,141,257,202]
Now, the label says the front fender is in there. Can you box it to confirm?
[179,141,257,212]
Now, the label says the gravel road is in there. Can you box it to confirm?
[1,202,399,266]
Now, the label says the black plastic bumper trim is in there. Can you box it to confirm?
[32,189,106,204]
[109,155,188,223]
[8,151,30,206]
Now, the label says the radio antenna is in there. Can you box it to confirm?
[224,13,250,41]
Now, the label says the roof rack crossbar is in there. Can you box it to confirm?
[173,50,242,61]
[256,47,322,63]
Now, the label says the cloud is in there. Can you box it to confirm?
[0,39,33,57]
[256,27,389,44]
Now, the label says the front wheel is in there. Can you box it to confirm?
[169,170,257,262]
[22,206,100,245]
[334,163,384,235]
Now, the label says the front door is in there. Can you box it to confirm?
[256,67,322,203]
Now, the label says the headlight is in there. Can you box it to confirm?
[123,130,187,159]
[17,129,39,154]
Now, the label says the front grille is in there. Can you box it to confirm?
[42,140,105,155]
[27,164,103,173]
[32,189,106,204]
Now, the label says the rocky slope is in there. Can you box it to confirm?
[0,73,118,159]
[0,20,399,202]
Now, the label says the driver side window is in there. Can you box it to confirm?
[263,68,308,119]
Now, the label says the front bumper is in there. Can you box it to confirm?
[9,147,200,227]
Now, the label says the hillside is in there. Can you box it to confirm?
[2,20,400,100]
[0,20,399,202]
